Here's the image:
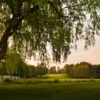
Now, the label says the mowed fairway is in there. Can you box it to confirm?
[0,74,100,100]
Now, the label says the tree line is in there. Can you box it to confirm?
[0,61,49,78]
[0,53,64,78]
[0,53,48,78]
[0,53,100,79]
[64,62,100,78]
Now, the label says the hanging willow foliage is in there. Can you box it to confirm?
[0,0,100,62]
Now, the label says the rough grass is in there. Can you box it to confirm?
[11,74,100,84]
[0,74,100,100]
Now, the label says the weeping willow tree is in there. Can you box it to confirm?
[0,0,100,62]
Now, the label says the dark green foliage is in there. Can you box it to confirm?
[64,62,100,78]
[54,78,59,83]
[0,68,2,75]
[64,64,74,75]
[3,78,13,83]
[28,65,37,78]
[93,65,100,78]
[36,66,48,77]
[49,66,57,74]
[16,62,27,77]
[5,53,27,76]
[0,53,50,78]
[57,67,64,74]
[0,53,37,78]
[0,61,7,75]
[36,63,48,77]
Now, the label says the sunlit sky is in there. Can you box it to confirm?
[67,36,100,65]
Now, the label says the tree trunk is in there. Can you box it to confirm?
[0,16,23,59]
[0,4,39,59]
[0,27,13,59]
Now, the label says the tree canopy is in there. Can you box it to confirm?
[0,0,100,62]
[36,63,48,77]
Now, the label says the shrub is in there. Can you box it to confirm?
[3,78,13,83]
[54,79,59,83]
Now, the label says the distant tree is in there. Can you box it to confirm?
[28,65,36,78]
[57,66,64,74]
[49,66,57,74]
[36,63,48,77]
[93,65,100,78]
[64,62,99,78]
[64,64,74,75]
[76,62,96,78]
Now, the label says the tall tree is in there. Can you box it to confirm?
[0,0,100,62]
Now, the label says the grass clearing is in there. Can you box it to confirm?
[0,74,100,100]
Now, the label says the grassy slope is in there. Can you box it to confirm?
[0,74,100,100]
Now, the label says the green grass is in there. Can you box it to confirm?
[17,74,100,83]
[45,74,70,79]
[0,82,100,100]
[0,74,100,100]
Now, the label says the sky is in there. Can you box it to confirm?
[67,36,100,65]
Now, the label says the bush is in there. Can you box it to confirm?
[54,79,59,83]
[3,78,13,83]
